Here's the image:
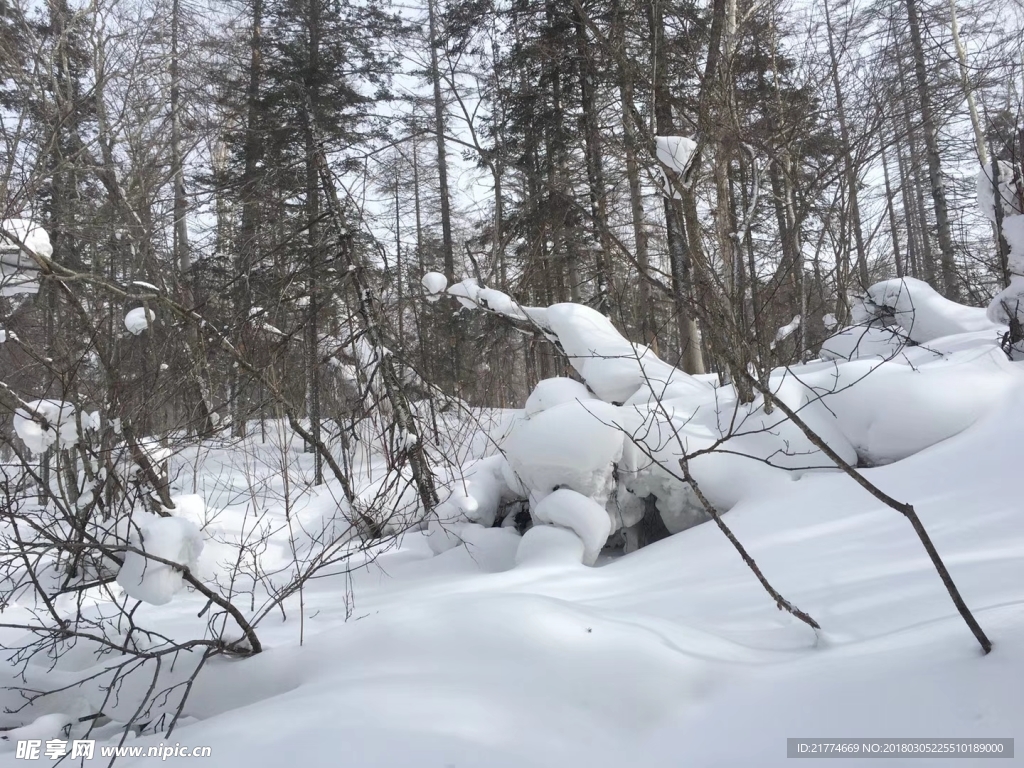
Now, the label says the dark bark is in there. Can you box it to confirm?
[906,0,960,300]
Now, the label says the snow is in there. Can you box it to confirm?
[771,314,800,348]
[476,287,526,318]
[354,469,423,536]
[819,325,907,362]
[0,218,52,259]
[3,713,73,744]
[427,454,511,552]
[13,399,81,455]
[539,303,712,404]
[1001,213,1024,272]
[655,135,697,197]
[524,377,594,416]
[124,306,156,335]
[3,279,1024,767]
[800,345,1016,465]
[514,524,586,566]
[140,436,172,466]
[0,219,49,296]
[981,158,1024,341]
[977,160,1023,223]
[116,514,204,606]
[532,489,612,565]
[865,277,1002,343]
[12,373,1018,766]
[988,274,1024,327]
[420,271,447,302]
[988,215,1024,332]
[447,277,483,310]
[502,399,625,507]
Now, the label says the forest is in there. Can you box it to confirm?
[0,0,1022,764]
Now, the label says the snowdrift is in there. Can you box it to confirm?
[414,277,1017,566]
[1,271,1021,768]
[6,365,1016,767]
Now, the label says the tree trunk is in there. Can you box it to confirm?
[646,0,704,374]
[948,0,987,166]
[574,6,615,319]
[171,0,189,275]
[303,0,323,485]
[906,0,959,300]
[427,0,461,390]
[234,0,265,439]
[880,141,905,278]
[824,0,869,289]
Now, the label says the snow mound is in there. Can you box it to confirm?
[4,713,73,743]
[503,399,624,506]
[117,515,204,605]
[170,494,208,527]
[864,278,1001,343]
[440,279,1019,537]
[800,346,1018,464]
[819,325,907,362]
[427,455,512,553]
[425,523,521,570]
[533,489,612,565]
[988,274,1024,327]
[124,307,156,335]
[355,470,423,536]
[514,524,585,566]
[421,271,447,302]
[539,303,712,404]
[524,377,594,417]
[13,400,87,455]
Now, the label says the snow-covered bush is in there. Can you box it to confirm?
[419,281,860,561]
[0,218,50,296]
[13,400,96,455]
[117,514,205,605]
[979,160,1024,354]
[415,270,1023,567]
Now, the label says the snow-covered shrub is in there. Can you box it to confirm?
[503,399,625,508]
[117,514,205,605]
[13,400,95,455]
[420,269,1024,565]
[979,161,1024,354]
[524,377,594,416]
[862,277,1001,344]
[424,280,871,560]
[0,219,50,297]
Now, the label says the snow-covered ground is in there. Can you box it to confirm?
[2,280,1023,766]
